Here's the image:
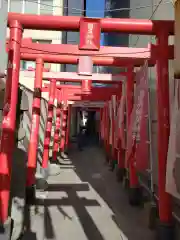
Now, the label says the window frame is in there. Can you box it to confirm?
[39,0,53,15]
[8,0,53,15]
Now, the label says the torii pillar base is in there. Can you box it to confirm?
[116,167,126,183]
[25,184,36,205]
[0,218,13,240]
[156,221,175,240]
[40,163,61,180]
[128,186,143,207]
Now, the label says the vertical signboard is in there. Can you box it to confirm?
[111,95,117,149]
[108,100,112,145]
[114,100,119,149]
[135,62,149,171]
[79,18,101,51]
[126,61,149,171]
[166,80,180,199]
[118,95,126,149]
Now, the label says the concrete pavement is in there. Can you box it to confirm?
[20,145,155,240]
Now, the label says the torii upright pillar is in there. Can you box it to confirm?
[26,58,43,203]
[59,101,68,157]
[156,29,174,239]
[41,79,56,175]
[65,104,72,152]
[0,21,23,229]
[52,89,62,161]
[126,66,141,206]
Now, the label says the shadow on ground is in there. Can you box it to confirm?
[18,137,155,240]
[67,139,155,240]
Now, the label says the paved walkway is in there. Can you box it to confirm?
[22,145,155,240]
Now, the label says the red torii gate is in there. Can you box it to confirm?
[0,12,174,239]
[6,37,174,66]
[21,70,127,82]
[14,42,173,239]
[42,82,120,162]
[16,44,155,203]
[26,75,118,189]
[20,60,123,200]
[16,38,174,59]
[42,83,121,101]
[15,40,174,59]
[8,12,173,34]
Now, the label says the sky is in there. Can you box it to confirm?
[85,0,105,45]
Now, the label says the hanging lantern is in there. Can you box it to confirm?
[81,79,92,95]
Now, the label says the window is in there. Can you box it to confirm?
[40,0,53,15]
[9,0,23,13]
[8,0,53,14]
[21,40,52,70]
[24,0,38,14]
[32,39,52,44]
[21,61,36,70]
[24,0,53,14]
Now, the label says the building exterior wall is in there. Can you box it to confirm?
[63,0,85,73]
[103,0,130,73]
[104,0,129,47]
[85,0,105,75]
[128,0,174,186]
[61,0,85,136]
[129,0,174,47]
[7,0,63,72]
[174,0,180,76]
[0,0,8,74]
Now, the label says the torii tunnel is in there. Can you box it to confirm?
[0,11,177,239]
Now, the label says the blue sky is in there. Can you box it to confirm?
[86,0,105,45]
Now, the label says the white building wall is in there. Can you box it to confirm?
[7,0,63,72]
[23,0,63,72]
